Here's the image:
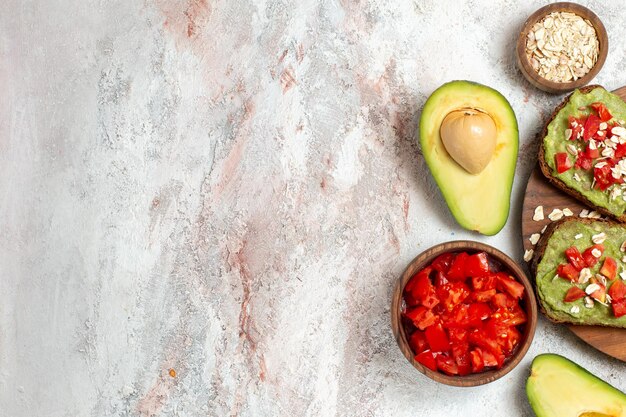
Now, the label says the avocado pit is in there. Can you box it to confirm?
[440,108,497,174]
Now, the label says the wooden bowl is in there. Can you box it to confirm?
[516,2,608,94]
[390,241,538,387]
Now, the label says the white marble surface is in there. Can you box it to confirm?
[1,0,626,416]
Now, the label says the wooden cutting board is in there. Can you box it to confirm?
[521,86,626,362]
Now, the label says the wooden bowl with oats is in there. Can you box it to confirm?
[516,2,608,94]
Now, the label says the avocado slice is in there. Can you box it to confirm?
[419,81,518,235]
[527,354,626,417]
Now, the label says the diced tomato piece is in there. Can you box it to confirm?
[591,102,613,122]
[437,282,470,312]
[470,349,485,373]
[496,273,525,299]
[608,279,626,302]
[612,299,626,318]
[584,114,601,141]
[600,257,617,280]
[436,354,459,375]
[569,115,585,139]
[431,253,456,274]
[564,246,586,271]
[574,152,592,170]
[472,274,497,291]
[468,329,501,357]
[447,252,469,280]
[408,330,428,354]
[465,252,490,277]
[448,327,468,344]
[616,143,626,159]
[480,348,505,369]
[584,144,600,159]
[594,163,614,191]
[492,305,527,327]
[583,244,604,267]
[406,268,440,308]
[557,263,579,282]
[425,323,450,353]
[415,350,438,372]
[443,303,470,329]
[499,327,521,356]
[473,289,497,302]
[451,343,471,376]
[468,303,492,326]
[404,306,438,330]
[491,292,517,309]
[555,152,573,174]
[588,278,606,303]
[564,286,586,302]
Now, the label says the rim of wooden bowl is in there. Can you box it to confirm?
[516,2,608,94]
[390,240,538,387]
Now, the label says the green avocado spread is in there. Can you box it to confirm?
[536,220,626,327]
[543,87,626,216]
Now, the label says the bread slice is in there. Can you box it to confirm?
[532,217,626,328]
[538,85,626,222]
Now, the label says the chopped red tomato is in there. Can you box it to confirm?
[465,252,490,277]
[431,253,455,274]
[589,278,606,303]
[436,354,459,375]
[408,330,428,354]
[608,280,626,302]
[495,273,525,299]
[471,275,497,291]
[401,251,527,376]
[470,349,485,373]
[574,152,592,170]
[600,257,617,280]
[491,292,517,309]
[612,299,626,318]
[437,282,470,312]
[591,102,613,122]
[451,343,471,376]
[447,252,469,280]
[564,246,586,271]
[557,263,579,281]
[425,323,450,353]
[564,286,586,302]
[594,163,614,191]
[448,327,468,344]
[468,303,491,325]
[616,143,626,158]
[473,289,497,302]
[405,306,437,330]
[584,114,601,141]
[569,115,585,139]
[555,152,573,174]
[583,244,604,267]
[415,350,438,372]
[584,144,600,159]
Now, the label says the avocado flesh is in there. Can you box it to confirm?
[527,354,626,417]
[543,88,626,216]
[420,81,518,235]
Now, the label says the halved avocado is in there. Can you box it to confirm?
[527,354,626,417]
[419,81,518,235]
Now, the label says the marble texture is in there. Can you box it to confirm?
[1,0,625,416]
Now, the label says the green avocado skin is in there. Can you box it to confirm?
[543,88,626,216]
[536,220,626,327]
[526,353,626,417]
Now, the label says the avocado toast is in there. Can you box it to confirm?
[539,85,626,221]
[533,218,626,328]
